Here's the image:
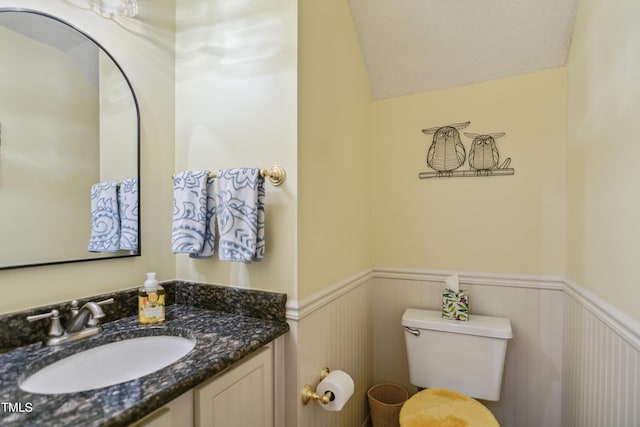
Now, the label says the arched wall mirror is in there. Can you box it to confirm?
[0,8,140,269]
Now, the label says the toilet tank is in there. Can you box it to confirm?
[402,308,512,401]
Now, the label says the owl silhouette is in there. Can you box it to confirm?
[465,132,505,175]
[422,122,470,176]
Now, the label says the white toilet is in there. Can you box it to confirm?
[402,308,513,401]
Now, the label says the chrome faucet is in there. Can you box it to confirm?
[66,301,106,332]
[27,298,114,346]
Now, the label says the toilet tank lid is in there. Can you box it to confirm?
[402,308,513,339]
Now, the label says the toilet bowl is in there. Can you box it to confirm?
[400,308,512,426]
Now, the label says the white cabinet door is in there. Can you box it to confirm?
[130,390,194,427]
[195,344,273,427]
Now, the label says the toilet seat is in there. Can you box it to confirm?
[399,388,499,427]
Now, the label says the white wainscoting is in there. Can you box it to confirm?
[285,270,374,427]
[372,268,565,427]
[285,268,640,427]
[562,280,640,427]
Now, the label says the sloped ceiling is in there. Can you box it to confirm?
[348,0,579,99]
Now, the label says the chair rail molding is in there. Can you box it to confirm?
[373,267,565,290]
[287,266,639,352]
[564,278,640,351]
[286,269,373,321]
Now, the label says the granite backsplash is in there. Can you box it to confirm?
[0,281,287,352]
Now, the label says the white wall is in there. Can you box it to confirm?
[174,0,298,297]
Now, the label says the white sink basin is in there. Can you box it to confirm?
[20,335,196,394]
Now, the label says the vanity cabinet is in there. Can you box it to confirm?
[195,343,274,427]
[131,339,281,427]
[131,390,194,427]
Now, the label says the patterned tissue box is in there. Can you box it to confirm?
[442,289,470,321]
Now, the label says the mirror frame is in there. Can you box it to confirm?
[0,8,141,270]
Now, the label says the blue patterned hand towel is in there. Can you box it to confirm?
[118,177,139,252]
[88,181,121,252]
[216,168,265,263]
[172,170,216,258]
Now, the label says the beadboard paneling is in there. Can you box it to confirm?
[371,270,564,427]
[286,268,640,427]
[287,276,373,427]
[562,289,640,427]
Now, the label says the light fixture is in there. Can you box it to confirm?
[87,0,138,17]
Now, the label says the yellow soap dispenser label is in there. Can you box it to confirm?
[139,293,165,324]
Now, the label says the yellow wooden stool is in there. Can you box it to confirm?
[399,388,499,427]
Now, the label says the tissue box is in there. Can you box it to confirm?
[442,289,469,321]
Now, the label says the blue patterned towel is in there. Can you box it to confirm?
[216,168,265,263]
[88,181,121,253]
[118,177,139,252]
[172,170,216,258]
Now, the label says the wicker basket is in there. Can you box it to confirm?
[367,383,409,427]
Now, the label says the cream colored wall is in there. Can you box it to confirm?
[99,51,138,182]
[174,0,298,297]
[297,0,373,300]
[372,69,566,276]
[0,0,176,313]
[566,0,640,321]
[0,26,98,265]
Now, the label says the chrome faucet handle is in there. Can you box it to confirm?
[27,309,65,338]
[69,300,80,318]
[96,297,115,306]
[85,298,114,327]
[26,309,60,323]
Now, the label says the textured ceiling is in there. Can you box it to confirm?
[348,0,579,99]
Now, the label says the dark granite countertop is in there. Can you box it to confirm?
[0,282,289,427]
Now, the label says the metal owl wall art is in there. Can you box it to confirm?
[422,121,470,176]
[418,122,515,179]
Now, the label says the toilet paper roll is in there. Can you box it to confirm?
[316,370,354,411]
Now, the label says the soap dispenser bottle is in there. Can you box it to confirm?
[138,272,165,324]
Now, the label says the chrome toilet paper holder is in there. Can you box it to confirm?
[301,367,334,405]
